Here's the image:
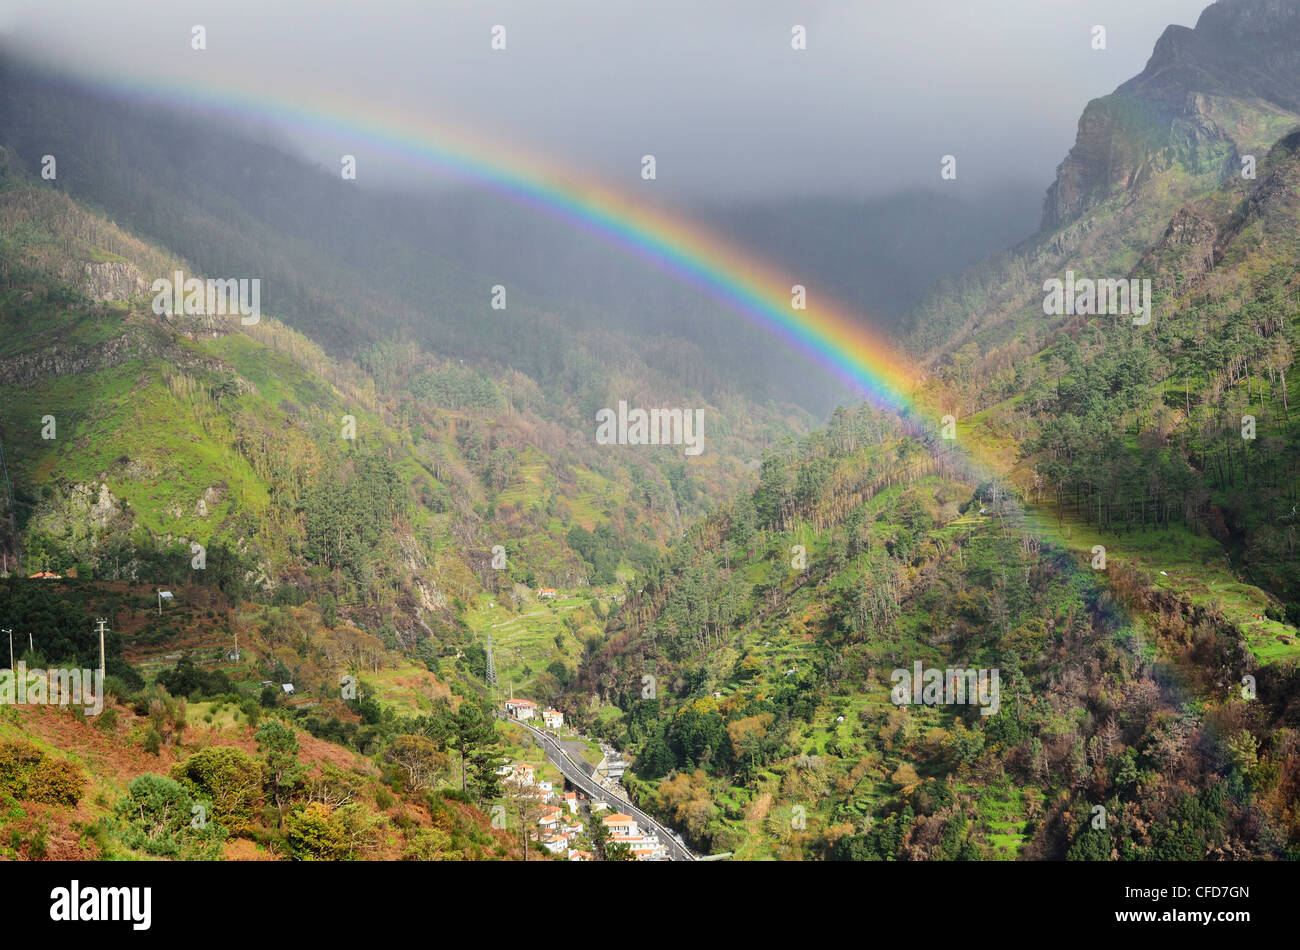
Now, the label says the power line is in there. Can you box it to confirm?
[485,631,498,699]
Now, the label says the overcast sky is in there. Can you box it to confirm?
[1,0,1213,199]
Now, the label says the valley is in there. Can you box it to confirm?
[0,0,1297,879]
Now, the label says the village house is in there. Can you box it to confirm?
[504,698,537,721]
[612,834,660,860]
[542,708,564,729]
[600,813,669,860]
[602,813,638,837]
[542,832,570,854]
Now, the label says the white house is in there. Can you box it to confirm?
[602,813,638,837]
[542,708,564,729]
[611,834,660,860]
[505,699,537,721]
[542,833,569,854]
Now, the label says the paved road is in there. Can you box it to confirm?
[513,718,698,861]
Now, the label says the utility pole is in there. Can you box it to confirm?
[95,618,107,678]
[521,789,528,863]
[3,628,11,670]
[0,438,20,575]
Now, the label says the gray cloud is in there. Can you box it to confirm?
[4,0,1211,198]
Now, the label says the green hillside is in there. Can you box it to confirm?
[563,0,1300,862]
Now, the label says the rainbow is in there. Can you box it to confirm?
[29,61,1224,762]
[59,66,924,412]
[32,62,1193,683]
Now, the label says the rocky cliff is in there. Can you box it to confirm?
[1043,0,1300,230]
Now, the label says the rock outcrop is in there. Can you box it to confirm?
[1043,0,1300,230]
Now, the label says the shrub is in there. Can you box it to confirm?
[0,741,85,805]
[157,657,233,700]
[171,746,264,835]
[403,827,455,861]
[285,802,346,860]
[26,824,49,860]
[25,759,86,806]
[0,740,45,797]
[113,774,225,859]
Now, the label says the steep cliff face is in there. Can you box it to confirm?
[1043,0,1300,230]
[906,0,1300,358]
[71,260,149,302]
[1139,127,1300,292]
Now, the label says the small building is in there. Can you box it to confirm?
[281,684,295,696]
[602,813,638,837]
[563,792,579,814]
[568,849,592,861]
[542,833,570,854]
[610,834,659,860]
[542,708,564,729]
[504,698,537,721]
[537,588,557,600]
